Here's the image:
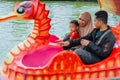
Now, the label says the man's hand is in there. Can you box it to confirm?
[81,39,90,46]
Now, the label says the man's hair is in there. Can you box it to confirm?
[95,10,108,24]
[70,20,79,27]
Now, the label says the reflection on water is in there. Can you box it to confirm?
[0,0,119,79]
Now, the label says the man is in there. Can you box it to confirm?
[59,10,116,64]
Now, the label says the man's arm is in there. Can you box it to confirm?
[69,29,95,47]
[87,34,116,58]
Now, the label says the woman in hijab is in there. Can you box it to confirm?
[79,12,93,37]
[70,12,93,50]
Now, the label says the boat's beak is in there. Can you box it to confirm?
[0,12,17,22]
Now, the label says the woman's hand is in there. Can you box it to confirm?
[56,40,70,46]
[59,41,70,46]
[56,39,63,42]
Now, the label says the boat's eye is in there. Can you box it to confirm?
[17,7,25,14]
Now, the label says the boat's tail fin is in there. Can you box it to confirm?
[98,0,120,16]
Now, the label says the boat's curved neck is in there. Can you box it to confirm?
[28,3,51,44]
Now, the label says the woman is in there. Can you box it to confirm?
[70,12,93,50]
[78,12,93,37]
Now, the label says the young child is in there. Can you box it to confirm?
[63,20,80,41]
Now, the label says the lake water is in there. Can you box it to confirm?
[0,0,119,79]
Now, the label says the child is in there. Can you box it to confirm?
[63,20,80,41]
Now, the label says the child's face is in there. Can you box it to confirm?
[69,23,78,32]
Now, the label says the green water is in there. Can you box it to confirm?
[0,0,120,79]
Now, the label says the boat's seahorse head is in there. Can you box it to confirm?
[0,0,46,20]
[0,0,52,42]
